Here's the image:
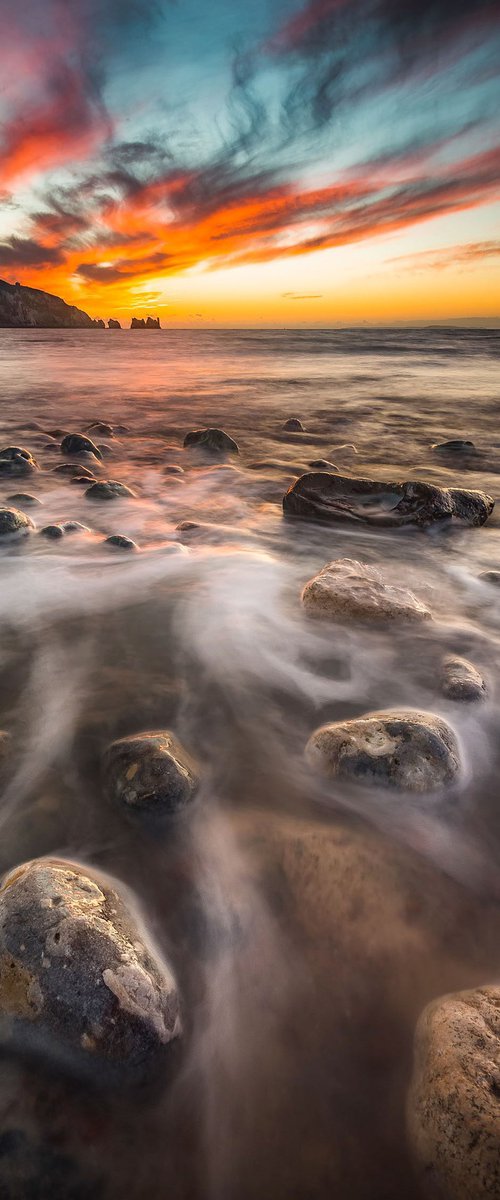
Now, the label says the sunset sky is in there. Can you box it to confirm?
[0,0,499,324]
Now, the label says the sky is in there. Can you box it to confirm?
[0,0,499,325]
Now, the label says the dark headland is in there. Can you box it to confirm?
[0,278,159,329]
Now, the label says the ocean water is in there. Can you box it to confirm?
[0,326,499,1197]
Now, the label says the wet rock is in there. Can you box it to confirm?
[45,429,68,440]
[104,534,138,551]
[183,428,239,455]
[63,521,91,534]
[61,434,102,461]
[432,439,479,456]
[102,731,199,816]
[407,985,500,1199]
[6,493,41,507]
[71,475,96,487]
[0,857,181,1084]
[176,521,200,532]
[86,422,114,438]
[479,570,500,586]
[306,709,461,792]
[40,524,64,540]
[85,481,136,501]
[0,448,38,478]
[283,472,494,528]
[164,465,184,475]
[0,1119,103,1200]
[301,558,431,623]
[309,459,339,471]
[441,655,486,702]
[282,418,304,432]
[53,463,96,479]
[0,508,35,539]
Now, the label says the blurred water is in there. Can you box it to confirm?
[0,326,499,1199]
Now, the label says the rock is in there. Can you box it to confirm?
[309,459,339,471]
[176,521,200,532]
[164,465,184,475]
[0,447,38,477]
[0,857,181,1084]
[60,434,102,461]
[0,508,35,539]
[301,558,431,623]
[85,481,136,501]
[71,475,96,487]
[146,316,160,329]
[6,493,41,507]
[130,316,160,329]
[441,655,486,702]
[282,418,305,432]
[479,571,500,586]
[63,521,91,534]
[108,318,121,328]
[183,428,239,455]
[53,462,96,479]
[0,278,97,329]
[86,422,114,438]
[407,985,500,1199]
[102,731,199,816]
[432,439,479,455]
[104,534,138,551]
[45,429,68,439]
[40,524,65,539]
[283,472,494,528]
[306,709,461,792]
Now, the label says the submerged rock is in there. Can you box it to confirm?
[61,434,102,461]
[306,709,461,792]
[104,534,138,551]
[408,985,500,1199]
[309,459,339,471]
[282,418,305,432]
[0,447,38,477]
[479,570,500,586]
[0,857,181,1084]
[40,524,64,539]
[63,521,91,534]
[432,439,479,456]
[441,655,486,702]
[301,558,431,623]
[85,481,136,501]
[53,462,95,479]
[71,474,96,486]
[183,428,239,455]
[164,465,184,475]
[0,507,35,539]
[6,493,41,507]
[102,731,199,816]
[283,472,494,528]
[86,422,114,438]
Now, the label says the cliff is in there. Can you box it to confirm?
[0,278,100,328]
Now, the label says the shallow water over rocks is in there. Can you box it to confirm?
[0,326,499,1197]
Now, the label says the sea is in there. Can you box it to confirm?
[0,325,499,1199]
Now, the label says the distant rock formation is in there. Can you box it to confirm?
[108,318,121,329]
[131,316,161,329]
[0,278,99,328]
[95,318,105,329]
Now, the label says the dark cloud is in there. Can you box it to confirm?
[0,237,64,268]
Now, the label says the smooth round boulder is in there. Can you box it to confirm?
[479,571,500,587]
[86,422,114,438]
[53,462,95,479]
[104,534,138,551]
[301,558,431,623]
[61,434,102,461]
[0,448,38,478]
[102,731,199,816]
[0,857,181,1085]
[441,655,486,702]
[0,508,35,539]
[432,439,478,456]
[407,985,500,1199]
[164,465,184,475]
[85,480,136,501]
[282,418,304,432]
[183,428,239,454]
[40,524,64,540]
[6,493,41,507]
[306,709,461,792]
[63,521,91,534]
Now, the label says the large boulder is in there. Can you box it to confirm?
[306,709,461,792]
[0,447,38,478]
[102,731,199,816]
[283,472,494,528]
[61,434,102,461]
[0,507,35,539]
[0,857,181,1084]
[407,985,500,1199]
[85,481,136,501]
[301,558,431,623]
[183,428,239,455]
